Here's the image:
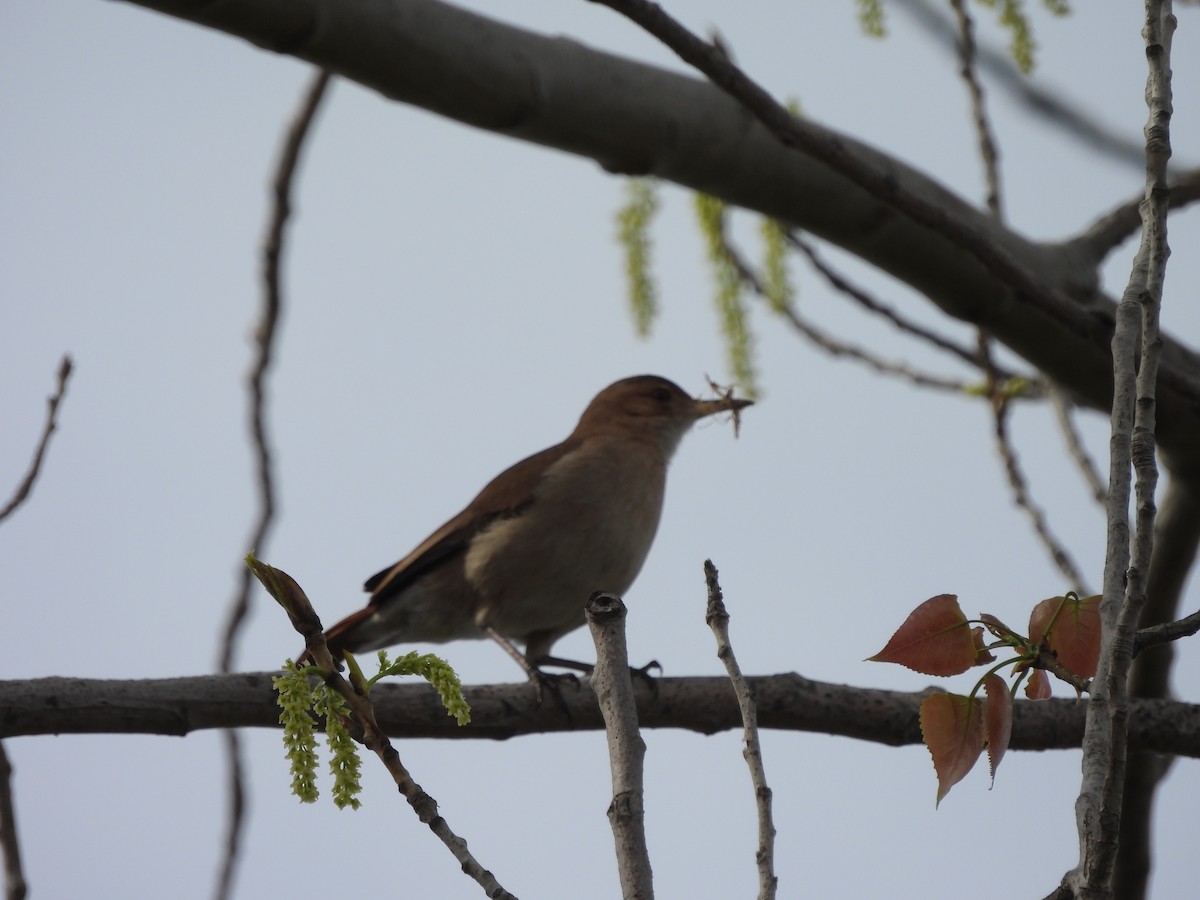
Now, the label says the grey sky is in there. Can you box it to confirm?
[2,1,1198,897]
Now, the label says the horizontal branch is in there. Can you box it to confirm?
[111,0,1200,471]
[2,674,1198,757]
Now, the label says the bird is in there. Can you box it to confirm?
[312,375,752,681]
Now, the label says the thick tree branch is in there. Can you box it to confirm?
[109,0,1200,472]
[3,674,1198,756]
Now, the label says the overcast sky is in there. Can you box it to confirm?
[3,1,1199,898]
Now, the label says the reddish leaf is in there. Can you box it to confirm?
[1029,594,1101,679]
[920,692,985,806]
[978,613,1013,638]
[983,674,1012,784]
[869,594,978,676]
[1024,668,1052,700]
[971,626,996,666]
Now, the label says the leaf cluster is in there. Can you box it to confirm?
[869,591,1099,803]
[273,649,470,809]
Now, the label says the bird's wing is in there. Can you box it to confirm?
[362,440,573,605]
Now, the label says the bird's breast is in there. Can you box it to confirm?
[463,438,669,634]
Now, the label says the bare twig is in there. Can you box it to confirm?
[704,562,776,900]
[891,0,1151,170]
[776,302,968,392]
[586,593,654,900]
[786,233,1026,380]
[944,4,1088,599]
[981,344,1091,594]
[585,0,1094,375]
[1069,4,1174,897]
[218,66,332,672]
[1134,609,1200,655]
[250,558,516,899]
[1048,386,1108,507]
[1067,167,1200,265]
[948,0,1004,219]
[212,68,333,900]
[712,209,974,391]
[0,355,72,525]
[0,744,27,900]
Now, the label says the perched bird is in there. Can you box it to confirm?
[317,375,751,679]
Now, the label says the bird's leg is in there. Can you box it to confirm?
[482,626,579,707]
[483,625,539,678]
[531,654,594,673]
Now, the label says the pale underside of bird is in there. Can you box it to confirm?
[316,374,751,680]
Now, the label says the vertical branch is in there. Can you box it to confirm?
[1048,387,1108,507]
[211,69,332,900]
[1117,478,1200,898]
[0,744,27,900]
[948,0,1004,219]
[704,561,777,900]
[586,592,654,900]
[1070,3,1174,898]
[950,0,1086,592]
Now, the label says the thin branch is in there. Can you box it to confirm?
[211,68,333,900]
[982,345,1091,594]
[786,233,1028,381]
[0,355,73,525]
[710,209,974,391]
[943,0,1089,601]
[1134,608,1200,655]
[586,593,654,900]
[776,303,968,391]
[891,0,1151,170]
[218,66,332,672]
[0,744,27,900]
[704,562,776,900]
[1048,386,1108,507]
[948,0,1004,219]
[1070,4,1174,897]
[1067,167,1200,265]
[585,0,1099,387]
[252,558,517,899]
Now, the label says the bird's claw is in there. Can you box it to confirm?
[530,669,581,713]
[631,659,662,697]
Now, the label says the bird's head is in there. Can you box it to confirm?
[572,375,753,456]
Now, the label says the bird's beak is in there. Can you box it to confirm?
[692,394,754,420]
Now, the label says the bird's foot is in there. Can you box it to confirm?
[631,659,662,697]
[529,669,581,713]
